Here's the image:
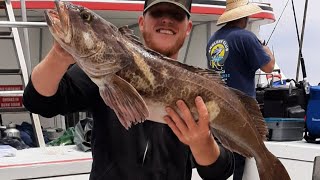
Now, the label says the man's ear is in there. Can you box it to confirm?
[186,20,193,36]
[138,15,144,33]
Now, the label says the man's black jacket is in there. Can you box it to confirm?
[23,65,234,180]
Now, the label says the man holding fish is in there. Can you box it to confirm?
[23,0,234,179]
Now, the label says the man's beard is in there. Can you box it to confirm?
[142,31,185,58]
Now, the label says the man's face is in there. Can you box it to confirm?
[138,3,192,59]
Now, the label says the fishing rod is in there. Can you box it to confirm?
[291,0,310,96]
[258,1,290,88]
[266,0,290,45]
[292,0,308,82]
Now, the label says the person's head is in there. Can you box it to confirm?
[138,0,193,59]
[217,0,262,28]
[225,17,248,29]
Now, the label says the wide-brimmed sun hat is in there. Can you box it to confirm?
[217,0,263,26]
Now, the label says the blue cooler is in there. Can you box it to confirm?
[306,86,320,137]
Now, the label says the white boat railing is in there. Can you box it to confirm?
[0,21,47,28]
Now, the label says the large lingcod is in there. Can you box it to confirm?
[44,1,291,180]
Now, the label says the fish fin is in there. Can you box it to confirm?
[231,88,268,141]
[212,128,253,158]
[99,75,149,129]
[256,149,291,180]
[119,25,134,35]
[118,25,143,45]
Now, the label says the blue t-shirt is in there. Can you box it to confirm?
[206,27,271,97]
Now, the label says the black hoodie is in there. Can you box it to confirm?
[23,65,234,180]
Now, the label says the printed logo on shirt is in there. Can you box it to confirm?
[208,39,229,71]
[208,39,230,81]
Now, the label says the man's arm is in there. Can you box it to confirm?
[23,42,94,117]
[194,144,234,180]
[260,45,275,73]
[31,42,75,96]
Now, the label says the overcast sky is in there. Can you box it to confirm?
[258,0,319,85]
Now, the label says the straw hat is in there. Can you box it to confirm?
[217,0,263,26]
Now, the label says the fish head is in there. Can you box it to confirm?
[44,1,120,59]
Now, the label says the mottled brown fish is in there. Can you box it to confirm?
[45,1,290,180]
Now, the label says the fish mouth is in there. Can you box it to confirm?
[44,1,72,43]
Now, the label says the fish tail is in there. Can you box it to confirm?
[256,149,291,180]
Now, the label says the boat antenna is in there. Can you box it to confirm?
[266,0,290,45]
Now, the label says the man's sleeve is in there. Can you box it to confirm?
[23,65,97,117]
[194,145,235,180]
